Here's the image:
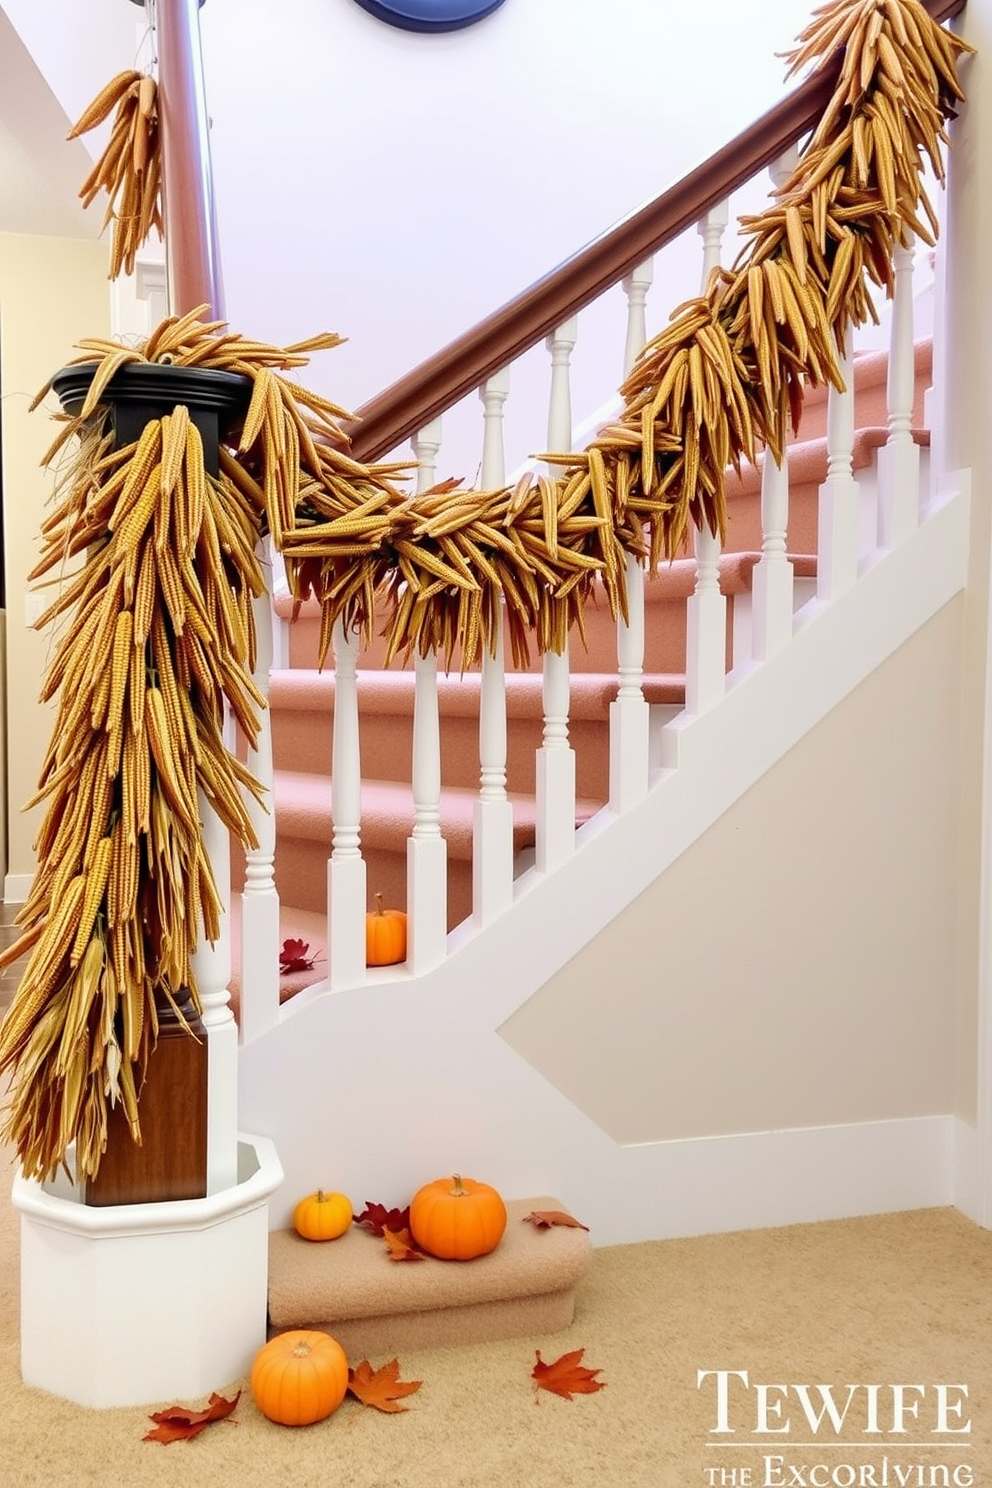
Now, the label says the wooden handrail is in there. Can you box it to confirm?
[346,0,966,465]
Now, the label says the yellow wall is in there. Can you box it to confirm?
[0,232,109,892]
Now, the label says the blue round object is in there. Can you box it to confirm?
[351,0,508,32]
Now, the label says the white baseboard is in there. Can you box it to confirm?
[597,1114,958,1246]
[4,872,33,905]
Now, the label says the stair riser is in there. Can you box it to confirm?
[269,832,474,930]
[270,703,611,801]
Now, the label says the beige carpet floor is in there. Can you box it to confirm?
[1,1146,989,1488]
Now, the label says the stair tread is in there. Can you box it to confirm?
[267,1195,592,1331]
[272,769,604,857]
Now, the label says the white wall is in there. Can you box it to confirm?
[196,0,814,477]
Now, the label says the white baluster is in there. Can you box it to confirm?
[621,257,654,380]
[238,570,280,1044]
[473,369,514,925]
[406,419,447,972]
[327,617,366,987]
[685,523,726,714]
[192,792,238,1195]
[817,323,860,599]
[610,273,652,813]
[752,151,799,661]
[411,417,443,492]
[537,320,578,870]
[877,242,920,547]
[697,198,729,289]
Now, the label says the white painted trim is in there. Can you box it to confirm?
[3,872,32,905]
[952,1115,980,1223]
[606,1114,955,1244]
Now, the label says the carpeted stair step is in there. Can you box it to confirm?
[267,1196,594,1355]
[268,666,687,801]
[227,899,328,1026]
[265,768,604,925]
[723,424,930,550]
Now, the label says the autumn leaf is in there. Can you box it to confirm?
[382,1226,426,1262]
[279,937,322,974]
[523,1209,589,1231]
[144,1389,241,1443]
[354,1200,412,1237]
[347,1358,422,1413]
[531,1349,605,1402]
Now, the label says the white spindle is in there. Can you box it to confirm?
[685,523,726,714]
[621,257,654,380]
[752,151,798,661]
[192,794,238,1194]
[238,572,280,1043]
[406,419,447,972]
[610,271,652,813]
[327,617,366,987]
[877,242,920,547]
[697,198,729,288]
[411,417,443,492]
[610,554,651,810]
[473,369,514,925]
[537,320,578,870]
[817,324,860,600]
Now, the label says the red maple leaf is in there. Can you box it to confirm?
[347,1358,422,1412]
[279,937,321,974]
[143,1389,241,1443]
[531,1349,606,1401]
[354,1200,411,1237]
[523,1209,590,1231]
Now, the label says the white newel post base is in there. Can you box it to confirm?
[12,1134,283,1408]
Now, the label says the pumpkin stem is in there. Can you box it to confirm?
[374,892,385,916]
[291,1342,312,1358]
[317,1189,325,1202]
[451,1174,466,1197]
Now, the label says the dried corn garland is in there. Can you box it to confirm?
[0,313,402,1183]
[69,69,162,279]
[281,467,626,671]
[543,0,972,571]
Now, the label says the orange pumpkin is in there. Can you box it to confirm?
[250,1330,349,1426]
[293,1189,353,1242]
[409,1173,507,1260]
[365,893,407,966]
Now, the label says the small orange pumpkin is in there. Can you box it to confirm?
[293,1189,353,1242]
[365,893,407,966]
[409,1173,507,1260]
[250,1329,349,1426]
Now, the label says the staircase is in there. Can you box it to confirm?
[226,0,977,1251]
[229,337,931,1004]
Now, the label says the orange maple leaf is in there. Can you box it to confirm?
[531,1349,606,1401]
[523,1209,589,1231]
[348,1358,422,1413]
[382,1226,426,1262]
[143,1389,241,1443]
